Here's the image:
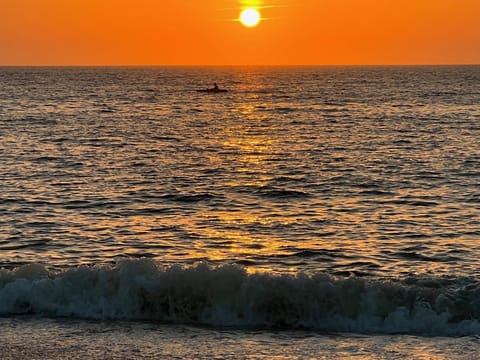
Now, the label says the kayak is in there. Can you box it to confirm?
[196,88,228,93]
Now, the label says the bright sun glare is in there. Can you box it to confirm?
[240,8,261,27]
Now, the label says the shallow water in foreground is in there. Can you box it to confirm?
[1,318,479,359]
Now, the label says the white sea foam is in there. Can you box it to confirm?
[1,260,479,336]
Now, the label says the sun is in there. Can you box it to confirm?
[240,8,261,27]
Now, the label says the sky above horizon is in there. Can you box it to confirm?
[1,0,479,66]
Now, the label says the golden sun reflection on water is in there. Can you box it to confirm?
[167,110,304,271]
[2,66,479,285]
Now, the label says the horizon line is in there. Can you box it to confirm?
[1,63,479,67]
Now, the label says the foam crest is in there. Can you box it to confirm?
[1,260,480,336]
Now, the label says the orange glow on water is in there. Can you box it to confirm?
[1,0,479,65]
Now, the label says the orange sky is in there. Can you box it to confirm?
[1,0,479,65]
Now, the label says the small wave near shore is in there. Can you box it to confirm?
[1,259,480,336]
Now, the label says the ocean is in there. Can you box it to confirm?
[0,66,479,358]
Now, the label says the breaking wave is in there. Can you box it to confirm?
[1,260,480,336]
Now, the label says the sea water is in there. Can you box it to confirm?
[0,66,479,358]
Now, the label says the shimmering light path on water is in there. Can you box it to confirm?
[0,66,479,277]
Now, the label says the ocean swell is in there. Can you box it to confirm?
[1,260,480,336]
